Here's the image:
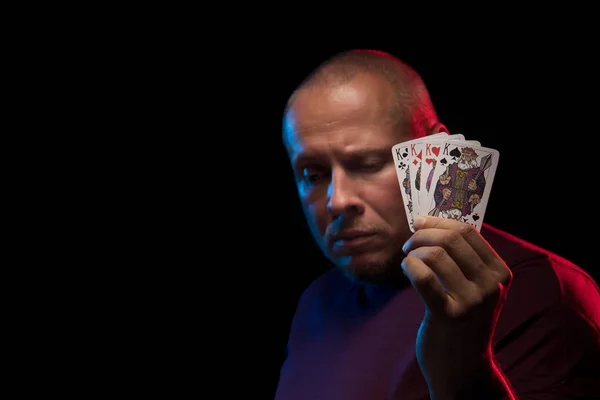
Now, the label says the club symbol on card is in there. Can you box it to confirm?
[398,162,406,169]
[450,147,461,159]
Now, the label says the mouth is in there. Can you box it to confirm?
[330,231,377,254]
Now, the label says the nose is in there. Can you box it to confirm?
[327,168,364,219]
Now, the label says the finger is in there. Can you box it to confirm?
[402,254,451,315]
[412,216,510,282]
[406,245,475,297]
[403,227,492,285]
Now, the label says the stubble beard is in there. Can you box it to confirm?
[335,249,408,287]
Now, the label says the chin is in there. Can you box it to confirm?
[334,252,404,285]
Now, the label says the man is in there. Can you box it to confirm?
[275,49,600,399]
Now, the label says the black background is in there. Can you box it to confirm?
[241,41,599,397]
[111,33,599,398]
[20,10,600,398]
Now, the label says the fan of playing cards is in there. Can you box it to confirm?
[392,132,500,233]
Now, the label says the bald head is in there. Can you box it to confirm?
[283,49,440,142]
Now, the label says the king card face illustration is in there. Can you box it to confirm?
[418,137,480,217]
[421,142,499,231]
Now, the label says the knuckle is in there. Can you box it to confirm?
[414,271,437,288]
[492,262,512,284]
[466,284,486,306]
[486,282,502,297]
[430,217,444,229]
[501,267,513,284]
[413,229,426,241]
[479,282,504,307]
[424,246,446,264]
[402,254,419,270]
[402,254,416,265]
[443,230,463,248]
[458,222,476,236]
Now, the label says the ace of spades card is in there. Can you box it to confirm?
[417,137,481,218]
[392,132,449,232]
[421,141,499,231]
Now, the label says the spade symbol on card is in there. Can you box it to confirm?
[402,152,408,158]
[472,214,480,221]
[450,147,461,159]
[440,157,448,165]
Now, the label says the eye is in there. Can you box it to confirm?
[359,160,384,172]
[301,167,327,183]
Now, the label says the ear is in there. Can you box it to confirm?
[429,122,449,135]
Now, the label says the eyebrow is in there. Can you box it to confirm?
[293,147,390,165]
[339,148,390,158]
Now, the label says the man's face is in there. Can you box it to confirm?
[284,74,417,283]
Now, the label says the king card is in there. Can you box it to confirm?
[392,133,448,231]
[417,137,481,217]
[420,141,499,231]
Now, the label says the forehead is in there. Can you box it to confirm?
[292,73,393,125]
[283,75,409,160]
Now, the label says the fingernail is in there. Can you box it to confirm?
[400,259,408,275]
[402,241,409,253]
[413,216,426,229]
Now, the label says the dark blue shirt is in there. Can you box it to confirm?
[274,224,600,399]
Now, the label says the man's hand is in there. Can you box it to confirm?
[468,178,477,191]
[442,188,451,200]
[439,173,451,185]
[401,216,514,399]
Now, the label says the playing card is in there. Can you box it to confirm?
[420,141,499,231]
[417,137,480,218]
[392,133,449,232]
[406,134,465,218]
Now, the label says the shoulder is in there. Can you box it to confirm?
[483,223,600,339]
[482,223,596,288]
[481,222,576,268]
[483,225,600,395]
